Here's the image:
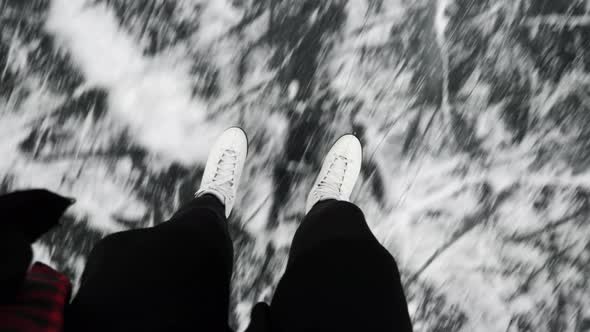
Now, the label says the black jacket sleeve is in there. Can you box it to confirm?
[0,189,74,302]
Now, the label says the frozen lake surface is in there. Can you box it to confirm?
[1,0,589,330]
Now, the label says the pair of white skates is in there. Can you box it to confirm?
[196,128,362,218]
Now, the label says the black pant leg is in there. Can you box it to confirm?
[67,195,233,332]
[269,200,413,332]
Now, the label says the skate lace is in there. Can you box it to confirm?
[315,155,349,199]
[208,149,239,201]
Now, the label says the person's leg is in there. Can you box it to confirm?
[267,135,412,332]
[269,199,413,332]
[67,127,249,332]
[67,194,233,332]
[286,199,377,266]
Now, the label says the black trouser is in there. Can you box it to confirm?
[66,195,413,332]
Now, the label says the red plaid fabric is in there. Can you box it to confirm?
[0,263,71,332]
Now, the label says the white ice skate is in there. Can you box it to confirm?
[196,127,248,218]
[305,134,362,213]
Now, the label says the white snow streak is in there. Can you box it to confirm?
[45,0,227,165]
